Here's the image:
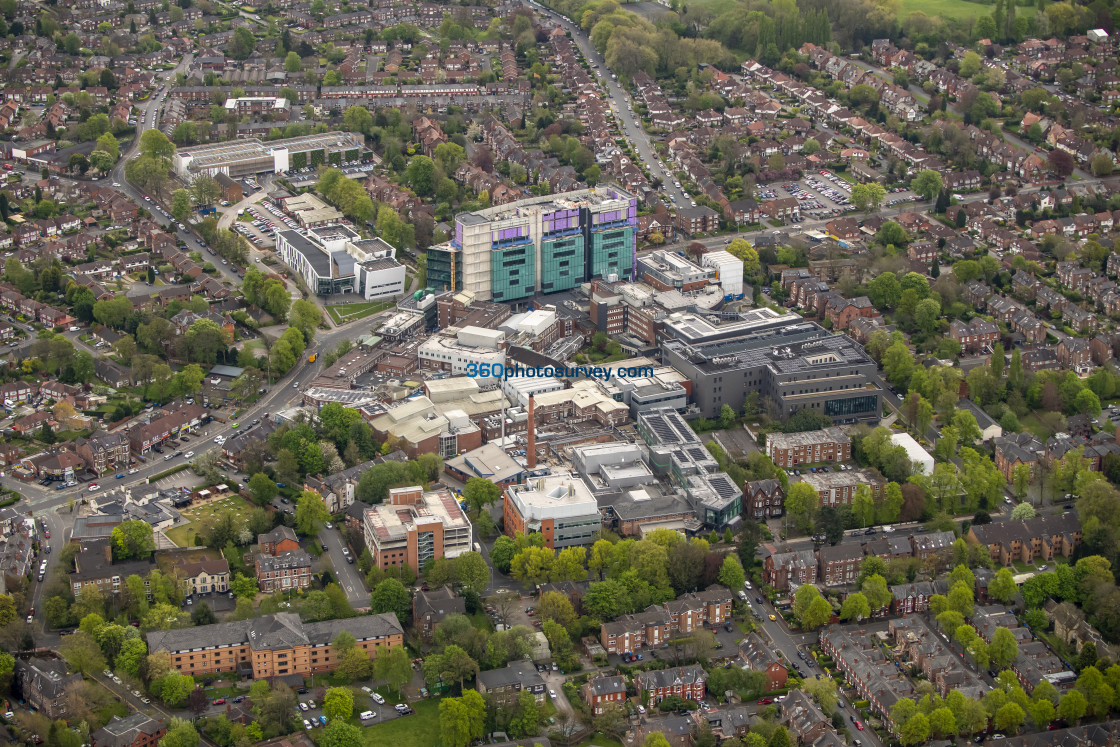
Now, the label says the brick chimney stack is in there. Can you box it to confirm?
[527,395,536,470]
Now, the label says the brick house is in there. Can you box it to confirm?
[635,664,707,705]
[476,660,547,706]
[745,478,783,519]
[738,632,788,690]
[948,318,1000,353]
[818,543,864,586]
[73,430,130,475]
[92,714,167,747]
[583,675,627,715]
[763,546,818,590]
[257,526,300,556]
[413,586,465,640]
[255,549,312,592]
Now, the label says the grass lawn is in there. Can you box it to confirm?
[899,0,989,21]
[326,301,394,325]
[166,496,255,547]
[360,697,440,747]
[574,733,623,747]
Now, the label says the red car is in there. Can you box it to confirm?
[43,530,49,539]
[855,722,864,731]
[212,698,226,705]
[757,698,773,705]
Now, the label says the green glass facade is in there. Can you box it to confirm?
[589,226,635,280]
[490,242,535,302]
[540,235,585,293]
[426,245,460,293]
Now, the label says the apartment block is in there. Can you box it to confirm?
[766,427,852,468]
[146,612,404,678]
[363,486,473,570]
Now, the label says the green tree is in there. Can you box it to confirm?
[371,578,411,623]
[785,482,818,533]
[284,51,302,73]
[159,718,200,747]
[990,626,1020,670]
[717,554,745,591]
[322,687,354,722]
[318,721,361,747]
[839,592,871,622]
[463,477,501,515]
[912,169,944,201]
[248,473,278,506]
[372,643,412,696]
[405,155,437,196]
[851,182,886,213]
[294,490,329,536]
[110,520,155,560]
[792,584,832,629]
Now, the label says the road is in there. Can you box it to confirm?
[537,9,689,205]
[318,525,369,609]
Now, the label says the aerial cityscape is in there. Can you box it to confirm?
[0,0,1117,746]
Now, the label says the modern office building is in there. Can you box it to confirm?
[362,486,473,571]
[637,408,743,530]
[172,132,364,178]
[427,186,637,302]
[145,612,404,678]
[503,471,601,549]
[275,225,405,298]
[660,309,881,422]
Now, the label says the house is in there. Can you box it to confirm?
[763,546,818,590]
[635,664,707,705]
[583,675,627,715]
[674,206,719,235]
[949,318,999,353]
[967,513,1082,566]
[993,432,1045,482]
[255,549,312,592]
[14,656,83,719]
[956,399,1003,442]
[413,586,465,640]
[745,479,783,519]
[1057,337,1093,374]
[215,173,242,204]
[910,532,956,566]
[73,430,131,476]
[818,543,864,586]
[766,427,851,468]
[171,557,229,596]
[781,689,833,745]
[258,525,300,556]
[737,632,788,690]
[92,714,168,747]
[476,660,547,706]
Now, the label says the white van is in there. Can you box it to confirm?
[371,693,385,705]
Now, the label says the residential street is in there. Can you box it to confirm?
[318,525,370,609]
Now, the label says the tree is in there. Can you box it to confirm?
[318,720,362,747]
[284,51,302,73]
[840,592,871,621]
[373,643,412,695]
[248,473,278,506]
[371,578,410,624]
[994,702,1025,733]
[899,713,930,746]
[989,568,1018,604]
[792,584,832,629]
[139,128,175,161]
[990,626,1020,670]
[406,156,437,196]
[1091,153,1115,177]
[171,189,191,222]
[111,520,155,561]
[851,182,886,213]
[1048,149,1075,177]
[717,554,745,591]
[322,687,354,722]
[785,482,818,533]
[510,546,556,587]
[59,631,105,675]
[295,490,329,536]
[801,675,838,713]
[727,239,762,281]
[862,573,892,612]
[1058,689,1087,723]
[160,719,200,747]
[539,591,578,633]
[155,671,194,707]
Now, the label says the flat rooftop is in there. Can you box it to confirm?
[458,185,635,226]
[364,488,472,544]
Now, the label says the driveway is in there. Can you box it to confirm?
[318,525,369,609]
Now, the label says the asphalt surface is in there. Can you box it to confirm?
[318,525,370,609]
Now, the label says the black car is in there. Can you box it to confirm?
[298,688,309,695]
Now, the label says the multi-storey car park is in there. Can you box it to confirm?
[172,132,365,178]
[427,185,638,302]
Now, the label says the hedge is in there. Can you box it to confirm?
[148,464,190,482]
